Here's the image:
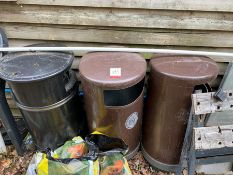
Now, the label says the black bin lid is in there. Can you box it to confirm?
[0,51,74,82]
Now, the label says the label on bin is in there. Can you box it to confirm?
[125,112,138,129]
[110,68,121,78]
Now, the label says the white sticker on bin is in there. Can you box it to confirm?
[125,112,138,129]
[110,68,121,78]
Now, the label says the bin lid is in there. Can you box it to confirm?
[79,52,147,89]
[0,51,74,82]
[150,55,219,85]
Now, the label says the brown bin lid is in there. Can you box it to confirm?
[79,52,147,89]
[150,55,219,85]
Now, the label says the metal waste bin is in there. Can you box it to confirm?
[0,48,85,150]
[142,55,219,172]
[79,52,147,158]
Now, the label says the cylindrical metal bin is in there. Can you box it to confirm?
[79,52,147,158]
[142,55,219,172]
[0,50,85,150]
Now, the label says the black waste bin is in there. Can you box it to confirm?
[142,55,219,172]
[79,52,147,158]
[0,48,85,150]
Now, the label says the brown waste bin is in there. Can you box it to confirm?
[79,52,147,158]
[142,55,219,172]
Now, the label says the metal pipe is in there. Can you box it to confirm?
[0,47,233,57]
[0,79,25,155]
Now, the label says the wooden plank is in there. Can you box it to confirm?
[16,0,233,12]
[11,108,22,117]
[6,92,12,99]
[1,4,233,31]
[192,90,233,115]
[2,23,233,48]
[194,125,233,150]
[6,99,18,109]
[7,39,233,63]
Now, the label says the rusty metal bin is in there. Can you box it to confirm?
[79,52,147,158]
[142,55,219,172]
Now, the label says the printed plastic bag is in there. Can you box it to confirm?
[26,134,132,175]
[99,154,131,175]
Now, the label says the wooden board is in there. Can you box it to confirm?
[6,92,12,99]
[192,90,233,115]
[6,99,18,109]
[194,125,233,150]
[2,23,233,48]
[5,92,22,117]
[11,108,22,117]
[1,4,233,31]
[16,0,233,12]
